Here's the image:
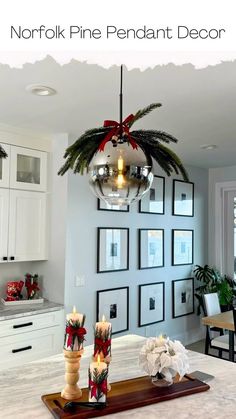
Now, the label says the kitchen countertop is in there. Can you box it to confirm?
[1,334,236,419]
[0,300,64,321]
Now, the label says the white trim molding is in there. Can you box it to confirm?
[0,123,52,152]
[215,180,236,274]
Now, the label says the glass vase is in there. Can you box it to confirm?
[151,372,173,387]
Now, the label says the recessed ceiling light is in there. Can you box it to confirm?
[200,144,218,150]
[26,84,57,96]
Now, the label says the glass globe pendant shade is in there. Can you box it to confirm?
[89,141,153,206]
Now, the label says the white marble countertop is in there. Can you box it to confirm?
[0,300,64,321]
[1,334,236,419]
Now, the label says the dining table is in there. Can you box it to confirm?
[202,310,235,361]
[1,333,236,418]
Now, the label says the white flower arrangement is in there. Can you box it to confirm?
[139,335,189,384]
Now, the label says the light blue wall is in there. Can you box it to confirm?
[64,163,208,345]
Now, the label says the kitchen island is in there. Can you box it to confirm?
[1,334,236,418]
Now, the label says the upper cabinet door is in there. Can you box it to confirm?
[0,189,9,263]
[10,146,47,192]
[8,190,47,262]
[0,143,10,188]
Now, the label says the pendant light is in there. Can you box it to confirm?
[58,65,189,205]
[88,65,153,206]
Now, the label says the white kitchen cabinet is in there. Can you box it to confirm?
[0,143,10,188]
[0,142,48,262]
[0,189,47,263]
[0,188,9,261]
[10,146,47,191]
[0,309,64,369]
[8,190,47,262]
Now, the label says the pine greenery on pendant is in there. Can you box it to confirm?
[0,145,8,159]
[58,102,189,181]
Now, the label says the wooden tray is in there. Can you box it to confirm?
[42,375,210,418]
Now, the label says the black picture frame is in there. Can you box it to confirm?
[172,278,194,318]
[138,282,165,327]
[97,227,129,273]
[97,199,129,212]
[172,180,194,217]
[96,287,129,334]
[138,229,164,269]
[172,229,194,266]
[139,175,165,215]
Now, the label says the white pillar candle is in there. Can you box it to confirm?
[95,315,112,333]
[66,306,85,325]
[64,306,86,351]
[88,355,108,402]
[94,315,112,360]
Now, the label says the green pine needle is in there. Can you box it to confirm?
[128,103,162,127]
[58,102,189,182]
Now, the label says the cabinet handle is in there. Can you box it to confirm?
[10,256,15,261]
[2,256,8,261]
[12,346,32,354]
[13,322,33,329]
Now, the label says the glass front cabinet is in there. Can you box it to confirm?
[10,146,47,191]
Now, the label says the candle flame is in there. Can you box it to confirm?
[97,354,100,366]
[72,306,77,314]
[102,314,106,322]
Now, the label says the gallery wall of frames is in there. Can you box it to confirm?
[95,176,196,335]
[64,163,208,344]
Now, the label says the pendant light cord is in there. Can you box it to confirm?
[119,64,123,136]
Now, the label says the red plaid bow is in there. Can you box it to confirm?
[98,114,138,151]
[26,282,40,298]
[66,326,87,347]
[94,338,111,358]
[89,379,107,399]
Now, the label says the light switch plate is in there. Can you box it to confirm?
[75,275,85,287]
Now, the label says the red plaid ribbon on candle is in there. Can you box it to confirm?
[66,326,87,347]
[89,379,107,399]
[94,338,111,358]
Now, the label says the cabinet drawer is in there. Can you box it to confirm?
[0,309,64,337]
[0,326,62,369]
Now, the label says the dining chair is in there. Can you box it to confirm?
[204,293,236,360]
[203,293,224,357]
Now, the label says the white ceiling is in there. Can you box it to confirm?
[0,56,236,169]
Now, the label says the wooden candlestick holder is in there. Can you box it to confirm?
[61,349,84,400]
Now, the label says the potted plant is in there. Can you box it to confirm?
[216,276,235,311]
[194,264,236,314]
[139,335,189,387]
